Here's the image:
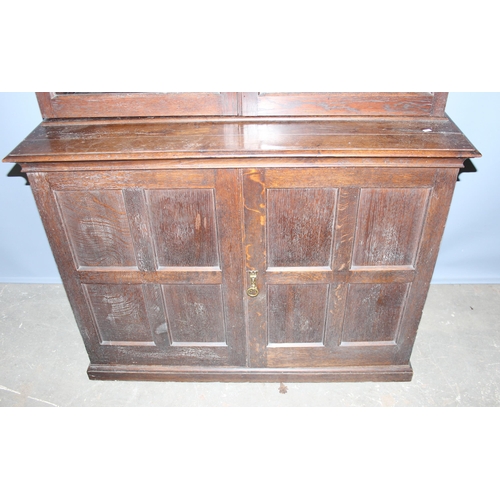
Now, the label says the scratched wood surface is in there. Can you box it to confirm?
[36,92,239,118]
[56,190,137,268]
[147,188,220,268]
[267,284,329,344]
[5,117,480,163]
[241,92,448,117]
[352,188,430,267]
[36,92,447,119]
[267,188,337,268]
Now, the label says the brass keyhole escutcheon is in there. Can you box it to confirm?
[246,270,259,297]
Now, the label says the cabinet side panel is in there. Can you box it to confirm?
[395,168,461,363]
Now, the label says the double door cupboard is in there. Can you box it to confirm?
[4,92,480,382]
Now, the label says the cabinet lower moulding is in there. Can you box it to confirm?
[87,363,414,382]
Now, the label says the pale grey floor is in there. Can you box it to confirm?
[0,283,499,407]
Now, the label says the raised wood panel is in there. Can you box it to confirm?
[56,190,137,268]
[352,188,430,268]
[341,283,410,343]
[241,92,448,117]
[267,188,337,268]
[162,285,226,344]
[147,188,220,268]
[267,284,329,344]
[84,284,155,345]
[36,92,239,118]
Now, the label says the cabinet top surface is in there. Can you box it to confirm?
[4,116,480,164]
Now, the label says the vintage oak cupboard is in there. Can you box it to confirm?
[4,92,480,382]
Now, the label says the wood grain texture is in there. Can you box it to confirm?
[47,169,215,191]
[352,188,430,267]
[147,188,220,267]
[267,284,329,344]
[4,117,480,163]
[393,168,461,365]
[162,285,226,344]
[87,363,414,382]
[267,188,337,268]
[77,269,223,285]
[36,92,446,119]
[27,173,104,362]
[36,92,239,118]
[56,190,137,268]
[242,168,268,368]
[20,157,465,174]
[84,284,154,344]
[123,188,157,272]
[242,92,448,117]
[341,283,410,343]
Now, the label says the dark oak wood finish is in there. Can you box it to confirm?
[3,92,480,382]
[241,92,448,117]
[36,92,239,118]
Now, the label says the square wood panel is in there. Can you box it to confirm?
[352,188,430,268]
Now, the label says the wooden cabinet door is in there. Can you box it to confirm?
[29,168,246,368]
[243,166,458,369]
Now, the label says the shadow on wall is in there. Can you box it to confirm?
[7,163,29,185]
[458,159,477,181]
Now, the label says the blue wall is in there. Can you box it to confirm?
[1,92,499,284]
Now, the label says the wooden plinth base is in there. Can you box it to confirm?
[87,364,413,383]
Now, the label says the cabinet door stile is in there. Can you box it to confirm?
[123,188,157,272]
[214,169,247,366]
[242,168,269,367]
